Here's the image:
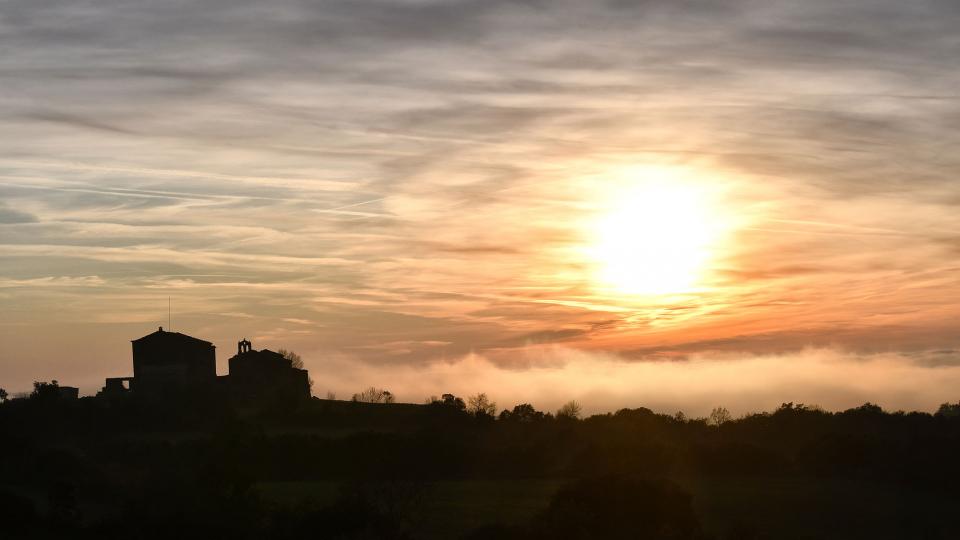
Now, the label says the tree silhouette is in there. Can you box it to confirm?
[278,348,304,369]
[352,387,395,403]
[557,400,582,420]
[427,393,467,411]
[30,380,61,401]
[0,388,7,403]
[709,407,732,426]
[936,401,960,418]
[467,393,496,417]
[499,403,548,423]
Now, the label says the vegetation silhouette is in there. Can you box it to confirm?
[2,389,960,539]
[556,400,583,420]
[466,393,497,418]
[352,386,396,404]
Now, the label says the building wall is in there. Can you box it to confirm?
[228,350,311,401]
[57,386,79,400]
[132,338,216,389]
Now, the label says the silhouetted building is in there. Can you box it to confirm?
[131,327,217,393]
[101,377,133,397]
[228,339,311,401]
[99,327,216,397]
[99,328,311,403]
[56,386,79,400]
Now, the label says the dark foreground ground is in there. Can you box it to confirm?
[3,391,960,539]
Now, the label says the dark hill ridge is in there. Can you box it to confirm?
[2,394,960,539]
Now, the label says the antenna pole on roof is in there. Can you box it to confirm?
[168,297,171,331]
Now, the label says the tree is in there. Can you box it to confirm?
[440,393,466,410]
[936,401,960,418]
[0,388,7,403]
[843,402,883,417]
[278,348,304,369]
[352,387,395,404]
[427,393,466,411]
[467,393,496,417]
[499,403,547,423]
[709,407,732,426]
[556,400,583,420]
[30,380,61,401]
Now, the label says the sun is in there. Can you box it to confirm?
[586,165,728,296]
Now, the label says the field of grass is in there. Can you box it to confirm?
[684,475,957,539]
[259,479,564,538]
[260,476,959,539]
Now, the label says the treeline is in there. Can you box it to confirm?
[2,388,960,539]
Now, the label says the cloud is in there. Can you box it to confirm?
[0,204,37,224]
[307,346,960,417]
[3,0,960,397]
[0,275,105,288]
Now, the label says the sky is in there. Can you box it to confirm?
[3,0,960,414]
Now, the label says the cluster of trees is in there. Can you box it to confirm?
[352,386,396,403]
[0,380,64,403]
[423,392,498,417]
[422,392,582,421]
[937,401,960,417]
[5,388,960,538]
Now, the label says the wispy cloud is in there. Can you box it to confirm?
[2,0,960,401]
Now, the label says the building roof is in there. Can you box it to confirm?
[230,348,288,362]
[131,327,214,346]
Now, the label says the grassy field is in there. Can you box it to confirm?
[259,479,564,538]
[259,476,959,539]
[683,475,957,539]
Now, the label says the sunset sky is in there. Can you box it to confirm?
[3,0,960,413]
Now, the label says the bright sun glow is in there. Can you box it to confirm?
[588,165,728,296]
